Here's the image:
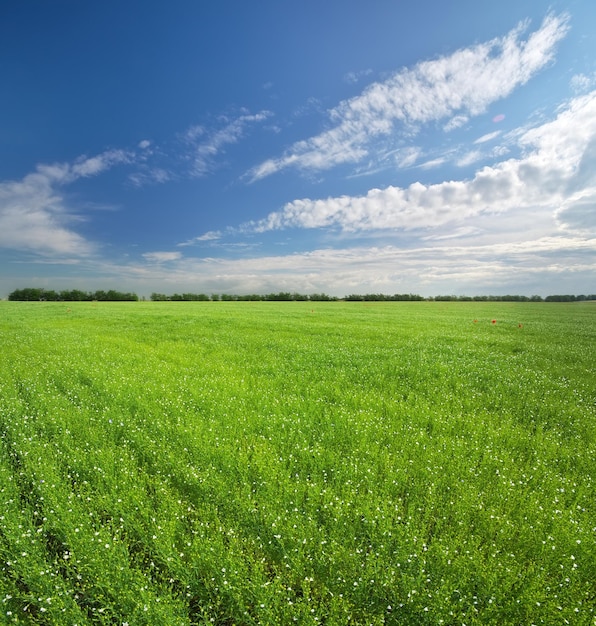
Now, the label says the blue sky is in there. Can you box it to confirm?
[1,0,595,297]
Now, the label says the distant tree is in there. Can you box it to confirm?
[545,295,575,302]
[391,293,423,301]
[237,294,263,301]
[9,288,43,301]
[265,292,293,301]
[60,289,90,301]
[8,287,136,301]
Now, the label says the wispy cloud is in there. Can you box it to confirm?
[456,151,483,167]
[242,91,596,234]
[570,72,596,93]
[474,131,502,144]
[71,149,133,177]
[344,69,373,84]
[419,157,448,170]
[394,147,422,168]
[248,13,569,181]
[443,115,469,132]
[128,111,273,185]
[185,111,272,177]
[178,231,222,246]
[0,149,132,257]
[142,251,182,263]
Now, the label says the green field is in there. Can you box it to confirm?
[0,301,594,625]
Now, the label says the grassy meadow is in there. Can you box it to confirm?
[0,300,594,625]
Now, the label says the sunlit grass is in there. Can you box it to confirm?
[0,301,594,624]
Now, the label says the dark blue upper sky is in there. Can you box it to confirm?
[1,0,595,297]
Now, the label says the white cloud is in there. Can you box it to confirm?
[243,91,596,235]
[178,231,222,246]
[0,168,94,256]
[248,13,569,180]
[104,234,595,298]
[456,151,483,167]
[186,111,272,177]
[570,73,595,94]
[129,168,172,187]
[142,251,182,263]
[421,226,483,241]
[419,157,447,170]
[0,149,134,257]
[443,115,469,132]
[128,111,274,185]
[555,190,596,235]
[474,131,502,144]
[344,69,373,84]
[395,147,422,168]
[72,149,132,177]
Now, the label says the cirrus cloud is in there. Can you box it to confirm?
[248,13,569,181]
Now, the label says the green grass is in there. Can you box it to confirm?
[0,301,594,625]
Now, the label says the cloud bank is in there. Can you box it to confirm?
[243,91,596,236]
[90,233,595,299]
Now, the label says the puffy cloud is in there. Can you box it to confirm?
[248,13,568,180]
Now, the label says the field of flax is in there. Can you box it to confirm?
[0,300,594,625]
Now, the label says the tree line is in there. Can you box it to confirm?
[150,292,425,301]
[7,288,138,301]
[7,288,596,302]
[432,294,596,302]
[151,292,596,302]
[150,291,339,301]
